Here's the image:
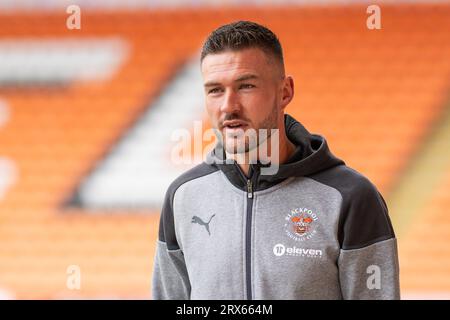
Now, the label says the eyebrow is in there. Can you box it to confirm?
[235,74,259,82]
[203,74,259,88]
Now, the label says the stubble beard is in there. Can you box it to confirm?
[223,106,279,156]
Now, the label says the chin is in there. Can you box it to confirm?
[224,140,247,154]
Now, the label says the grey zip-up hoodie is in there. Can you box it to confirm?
[152,114,400,300]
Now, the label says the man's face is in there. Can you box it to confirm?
[201,47,284,155]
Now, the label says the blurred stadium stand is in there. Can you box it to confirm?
[0,0,449,299]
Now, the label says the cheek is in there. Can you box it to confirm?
[205,98,221,124]
[244,92,274,116]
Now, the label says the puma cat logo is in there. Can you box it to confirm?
[191,214,216,236]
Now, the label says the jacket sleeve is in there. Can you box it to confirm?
[337,179,400,300]
[151,187,191,300]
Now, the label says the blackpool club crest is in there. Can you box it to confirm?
[284,207,318,241]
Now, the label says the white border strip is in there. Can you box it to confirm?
[0,0,448,12]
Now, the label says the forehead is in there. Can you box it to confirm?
[201,48,272,82]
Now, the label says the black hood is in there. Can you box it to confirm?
[207,114,345,191]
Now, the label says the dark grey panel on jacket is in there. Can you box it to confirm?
[308,165,395,250]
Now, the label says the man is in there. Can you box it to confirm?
[152,21,400,300]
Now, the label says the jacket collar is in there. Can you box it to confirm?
[206,114,345,191]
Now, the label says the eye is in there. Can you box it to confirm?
[239,83,255,90]
[208,87,223,95]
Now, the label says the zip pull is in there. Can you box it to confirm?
[247,179,253,198]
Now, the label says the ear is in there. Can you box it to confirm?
[280,75,294,110]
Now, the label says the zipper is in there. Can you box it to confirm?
[233,163,258,300]
[247,166,259,300]
[247,179,253,198]
[245,177,254,300]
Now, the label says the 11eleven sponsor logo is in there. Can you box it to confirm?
[273,243,323,259]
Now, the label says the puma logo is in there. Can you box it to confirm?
[191,214,216,236]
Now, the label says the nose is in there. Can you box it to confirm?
[220,89,241,114]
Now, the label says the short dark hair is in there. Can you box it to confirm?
[200,20,284,69]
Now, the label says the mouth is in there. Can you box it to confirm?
[221,120,248,134]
